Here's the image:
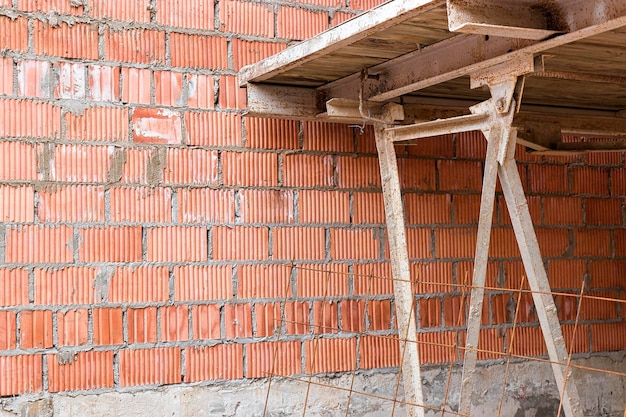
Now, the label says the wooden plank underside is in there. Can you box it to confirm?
[239,0,446,85]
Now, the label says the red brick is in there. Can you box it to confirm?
[499,194,540,225]
[507,326,547,357]
[359,335,399,369]
[455,130,486,159]
[222,151,278,186]
[247,341,301,378]
[277,6,327,40]
[245,117,299,150]
[213,226,269,260]
[0,311,16,350]
[591,323,626,352]
[88,65,120,102]
[312,300,339,334]
[57,309,89,347]
[224,304,252,338]
[580,291,618,320]
[255,302,281,337]
[573,229,611,257]
[616,229,626,257]
[20,0,84,14]
[160,306,189,342]
[231,39,287,71]
[17,60,52,98]
[444,295,468,326]
[119,348,181,386]
[404,194,451,225]
[93,308,123,346]
[438,160,482,192]
[299,190,350,224]
[238,189,293,224]
[187,74,215,109]
[185,345,243,382]
[404,228,432,259]
[528,164,568,194]
[337,156,379,188]
[219,0,274,37]
[121,67,151,104]
[127,307,158,344]
[33,21,98,59]
[0,57,13,95]
[90,0,150,22]
[105,28,165,65]
[110,186,171,223]
[178,188,234,224]
[0,16,29,52]
[366,300,391,330]
[54,62,86,100]
[534,228,569,257]
[218,75,247,110]
[147,226,208,262]
[284,301,309,334]
[174,265,232,301]
[34,267,96,305]
[451,194,482,225]
[282,154,334,187]
[435,228,477,259]
[6,225,73,264]
[352,192,385,224]
[353,262,392,295]
[185,111,242,146]
[572,166,609,195]
[48,351,114,392]
[562,324,589,353]
[406,134,455,158]
[0,185,34,222]
[273,227,326,261]
[548,259,586,289]
[331,11,357,26]
[297,263,349,297]
[65,106,129,142]
[170,33,228,69]
[132,107,182,144]
[38,185,104,222]
[164,148,219,185]
[238,264,293,299]
[419,331,458,363]
[555,293,578,321]
[419,298,442,328]
[398,158,437,191]
[476,328,504,360]
[302,121,355,153]
[20,310,53,349]
[192,304,221,340]
[0,355,42,396]
[305,338,356,373]
[586,198,622,225]
[0,268,29,306]
[331,228,379,260]
[157,0,215,30]
[340,300,365,332]
[0,99,61,139]
[154,70,183,107]
[487,228,519,258]
[611,167,626,195]
[109,266,169,303]
[79,227,142,262]
[543,196,583,225]
[51,144,114,183]
[588,260,626,289]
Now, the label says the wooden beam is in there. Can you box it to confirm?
[238,0,446,85]
[245,84,323,120]
[386,113,489,142]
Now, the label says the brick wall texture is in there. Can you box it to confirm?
[0,0,625,397]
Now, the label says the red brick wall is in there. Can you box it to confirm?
[0,0,625,397]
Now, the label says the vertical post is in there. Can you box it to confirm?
[498,139,583,417]
[458,124,504,414]
[374,123,425,417]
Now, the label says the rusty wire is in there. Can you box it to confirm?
[262,264,625,415]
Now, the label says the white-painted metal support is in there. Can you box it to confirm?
[374,107,425,417]
[459,78,583,417]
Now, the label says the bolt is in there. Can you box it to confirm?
[495,98,507,112]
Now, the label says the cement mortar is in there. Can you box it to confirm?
[2,355,624,417]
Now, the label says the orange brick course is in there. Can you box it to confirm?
[0,0,623,398]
